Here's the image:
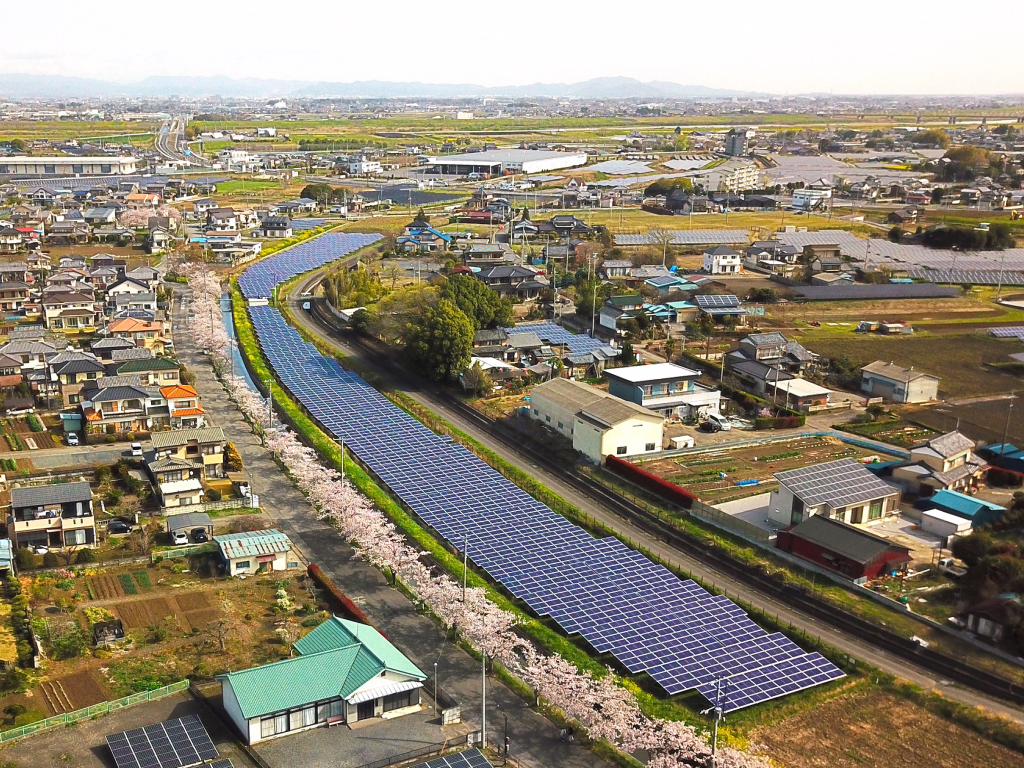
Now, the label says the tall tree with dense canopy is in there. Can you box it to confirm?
[442,274,513,329]
[405,299,474,381]
[300,183,334,204]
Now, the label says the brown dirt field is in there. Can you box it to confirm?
[114,597,176,629]
[57,670,108,710]
[88,575,124,600]
[752,689,1024,768]
[174,592,211,612]
[181,608,220,631]
[911,397,1024,448]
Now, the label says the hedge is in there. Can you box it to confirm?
[605,455,695,509]
[306,564,380,631]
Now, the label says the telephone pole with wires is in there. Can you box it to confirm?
[701,675,727,768]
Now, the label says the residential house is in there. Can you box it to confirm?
[207,208,238,232]
[769,458,901,528]
[42,291,99,332]
[80,376,155,435]
[726,356,795,395]
[731,332,818,373]
[0,280,30,312]
[260,217,293,238]
[215,529,300,576]
[537,215,593,239]
[48,351,106,406]
[114,292,157,314]
[475,266,547,301]
[161,383,205,428]
[115,356,180,386]
[767,378,832,413]
[599,295,645,332]
[218,616,427,744]
[892,431,988,495]
[860,361,939,403]
[693,294,749,325]
[8,481,96,551]
[462,243,517,269]
[0,262,30,284]
[962,595,1022,643]
[529,377,664,463]
[0,353,24,392]
[88,266,121,289]
[605,362,721,421]
[600,259,632,279]
[108,317,171,354]
[90,336,138,361]
[106,277,151,301]
[147,426,226,507]
[397,226,452,253]
[47,220,90,244]
[776,515,912,581]
[471,328,508,358]
[702,246,742,275]
[125,266,161,290]
[0,227,24,254]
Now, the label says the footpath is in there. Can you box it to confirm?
[171,288,610,768]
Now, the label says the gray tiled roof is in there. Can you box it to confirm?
[11,480,92,508]
[150,426,225,448]
[786,515,910,565]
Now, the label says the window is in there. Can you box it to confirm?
[261,717,277,738]
[383,689,416,712]
[44,165,56,174]
[72,164,83,174]
[545,416,550,423]
[869,501,883,520]
[557,422,563,429]
[65,529,86,546]
[645,442,656,451]
[616,446,627,455]
[235,560,251,570]
[163,372,176,380]
[100,164,111,174]
[533,409,538,415]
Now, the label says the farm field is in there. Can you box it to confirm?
[751,688,1024,768]
[796,333,1024,399]
[634,434,886,504]
[838,418,942,448]
[910,395,1024,447]
[0,120,161,142]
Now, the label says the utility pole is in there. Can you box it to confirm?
[481,652,487,750]
[1002,392,1015,455]
[703,676,726,768]
[462,534,468,603]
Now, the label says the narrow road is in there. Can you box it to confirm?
[284,271,1024,725]
[170,288,608,768]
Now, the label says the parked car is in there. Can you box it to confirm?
[30,544,49,555]
[191,528,209,543]
[706,413,732,431]
[699,420,721,433]
[8,407,34,416]
[66,432,79,446]
[171,531,189,546]
[131,442,143,457]
[107,519,132,535]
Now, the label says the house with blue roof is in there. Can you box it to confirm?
[396,226,452,253]
[218,616,427,743]
[918,489,1005,527]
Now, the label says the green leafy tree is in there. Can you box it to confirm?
[888,226,904,243]
[941,146,990,181]
[913,129,951,148]
[442,274,513,329]
[300,183,334,205]
[405,299,474,381]
[462,361,493,395]
[619,340,634,363]
[9,139,26,152]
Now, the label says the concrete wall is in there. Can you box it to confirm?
[528,391,577,441]
[574,415,662,464]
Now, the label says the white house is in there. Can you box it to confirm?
[214,529,300,575]
[768,458,902,528]
[529,377,664,463]
[860,360,939,404]
[702,246,742,275]
[349,159,382,175]
[218,616,427,744]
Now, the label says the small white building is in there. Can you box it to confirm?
[349,159,382,175]
[792,188,832,211]
[214,528,300,575]
[529,377,664,463]
[860,360,939,404]
[219,616,427,744]
[702,246,742,275]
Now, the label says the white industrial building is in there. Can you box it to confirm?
[428,149,587,176]
[529,377,664,463]
[792,188,833,211]
[0,156,138,176]
[690,158,763,192]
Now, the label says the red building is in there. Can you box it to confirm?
[776,515,911,581]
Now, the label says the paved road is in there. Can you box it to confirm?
[284,272,1024,726]
[25,443,130,471]
[170,290,608,768]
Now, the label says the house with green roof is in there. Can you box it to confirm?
[218,616,427,743]
[213,528,299,575]
[114,355,180,386]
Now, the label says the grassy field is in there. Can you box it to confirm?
[0,120,161,141]
[797,332,1024,399]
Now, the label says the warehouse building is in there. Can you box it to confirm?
[427,149,587,176]
[0,156,138,176]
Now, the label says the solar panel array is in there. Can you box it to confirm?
[208,761,235,768]
[106,715,217,768]
[246,304,844,711]
[289,218,327,231]
[504,322,617,356]
[989,327,1024,340]
[587,160,654,175]
[773,458,896,508]
[408,749,493,768]
[909,269,1024,286]
[238,232,381,299]
[616,230,751,246]
[694,294,740,309]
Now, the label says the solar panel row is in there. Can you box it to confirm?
[245,304,845,711]
[909,269,1024,286]
[106,715,217,768]
[505,322,617,356]
[989,326,1024,339]
[408,749,493,768]
[238,232,381,299]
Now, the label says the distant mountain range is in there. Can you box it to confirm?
[0,73,765,100]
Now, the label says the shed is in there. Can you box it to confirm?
[214,528,299,575]
[93,619,125,646]
[776,514,912,580]
[165,512,214,537]
[920,489,1005,527]
[920,508,973,541]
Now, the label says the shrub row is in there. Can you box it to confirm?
[5,433,23,451]
[26,414,44,432]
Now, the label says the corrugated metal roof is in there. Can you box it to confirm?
[294,617,425,680]
[214,529,292,560]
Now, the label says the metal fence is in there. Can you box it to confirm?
[152,542,217,561]
[0,680,189,743]
[168,497,248,516]
[690,500,772,544]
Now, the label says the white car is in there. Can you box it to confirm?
[66,432,79,446]
[131,442,143,457]
[31,544,49,555]
[8,407,34,416]
[171,531,189,546]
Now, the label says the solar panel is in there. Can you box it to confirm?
[106,715,217,768]
[615,230,750,246]
[990,326,1024,339]
[774,458,895,509]
[406,748,494,768]
[207,761,235,768]
[243,296,845,711]
[694,294,740,309]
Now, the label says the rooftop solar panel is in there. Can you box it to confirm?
[774,457,896,508]
[694,294,740,309]
[406,749,494,768]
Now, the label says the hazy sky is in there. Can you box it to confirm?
[4,0,1024,95]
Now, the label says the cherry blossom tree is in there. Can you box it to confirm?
[179,260,772,768]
